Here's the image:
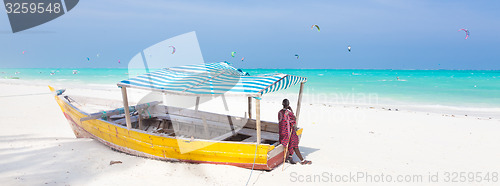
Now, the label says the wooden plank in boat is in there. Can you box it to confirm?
[155,105,280,132]
[152,113,239,131]
[81,101,160,122]
[115,115,138,125]
[183,107,278,133]
[237,128,278,141]
[243,120,279,133]
[110,114,125,119]
[162,106,251,126]
[242,136,258,142]
[210,131,237,141]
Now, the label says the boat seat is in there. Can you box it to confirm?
[242,136,259,142]
[152,113,237,131]
[110,114,125,119]
[210,131,237,141]
[115,115,138,125]
[237,128,278,141]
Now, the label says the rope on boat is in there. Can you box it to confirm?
[138,103,152,119]
[145,103,152,119]
[245,142,259,186]
[98,106,139,121]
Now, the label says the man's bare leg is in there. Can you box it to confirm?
[294,147,312,165]
[294,148,304,161]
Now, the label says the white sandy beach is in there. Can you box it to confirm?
[1,81,500,185]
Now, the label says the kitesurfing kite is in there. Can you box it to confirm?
[348,45,351,52]
[169,46,176,54]
[231,52,236,57]
[311,24,320,31]
[22,51,25,54]
[295,54,299,59]
[458,29,469,39]
[118,59,121,64]
[87,57,90,61]
[241,57,244,61]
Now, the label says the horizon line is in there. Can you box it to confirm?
[1,67,499,71]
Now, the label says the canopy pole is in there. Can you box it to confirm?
[221,95,229,111]
[162,93,167,105]
[247,97,252,119]
[138,112,143,130]
[255,98,261,144]
[295,82,305,125]
[195,96,200,111]
[121,87,132,129]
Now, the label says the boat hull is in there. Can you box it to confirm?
[53,94,302,170]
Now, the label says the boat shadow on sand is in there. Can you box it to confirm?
[297,146,319,158]
[0,134,247,185]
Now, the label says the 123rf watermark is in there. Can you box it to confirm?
[290,171,499,183]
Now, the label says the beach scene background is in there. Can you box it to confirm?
[2,68,499,117]
[2,0,500,185]
[2,68,500,186]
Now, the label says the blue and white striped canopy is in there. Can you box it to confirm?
[117,62,307,97]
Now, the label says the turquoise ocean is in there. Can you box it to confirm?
[1,68,500,109]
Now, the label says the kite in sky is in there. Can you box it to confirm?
[295,54,299,59]
[348,45,351,52]
[87,57,90,61]
[458,29,469,39]
[231,52,236,57]
[169,46,176,54]
[311,24,320,31]
[241,57,244,61]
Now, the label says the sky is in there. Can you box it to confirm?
[0,0,499,69]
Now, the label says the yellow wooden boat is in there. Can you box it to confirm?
[51,62,307,170]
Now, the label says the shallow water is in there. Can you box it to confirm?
[1,68,499,109]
